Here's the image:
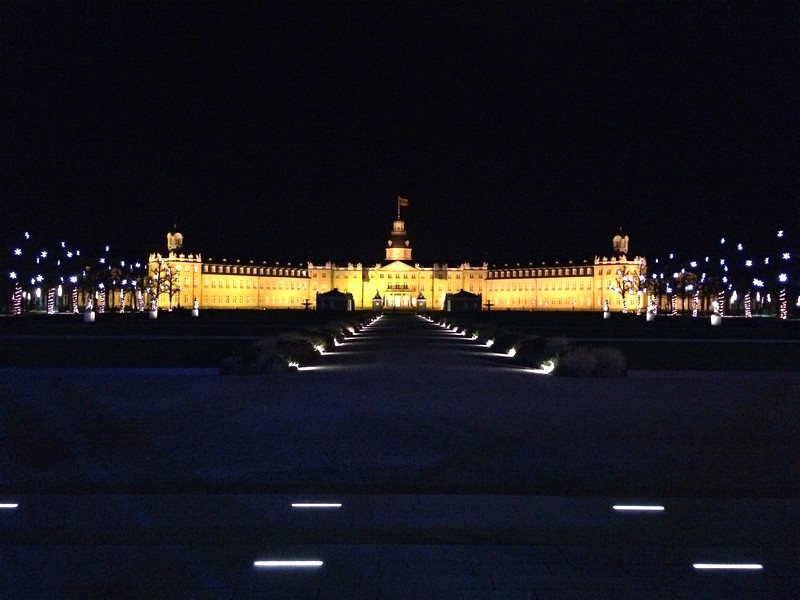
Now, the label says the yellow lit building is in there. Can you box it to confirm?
[148,215,646,312]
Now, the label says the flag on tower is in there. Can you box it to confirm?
[397,196,409,207]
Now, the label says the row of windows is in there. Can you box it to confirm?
[204,279,308,291]
[202,295,307,305]
[489,281,596,292]
[313,271,485,279]
[179,264,634,281]
[489,267,595,279]
[203,265,307,277]
[488,297,619,307]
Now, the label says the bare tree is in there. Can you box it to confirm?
[147,258,182,310]
[609,264,645,313]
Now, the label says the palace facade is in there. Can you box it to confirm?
[148,213,647,312]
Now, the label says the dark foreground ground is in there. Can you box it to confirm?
[0,313,797,598]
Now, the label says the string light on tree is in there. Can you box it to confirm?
[779,288,787,319]
[778,274,788,320]
[12,283,22,315]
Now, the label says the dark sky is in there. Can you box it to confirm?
[2,2,798,267]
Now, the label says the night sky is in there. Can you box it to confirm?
[2,3,797,267]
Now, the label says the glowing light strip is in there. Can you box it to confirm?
[291,503,342,508]
[693,563,762,570]
[613,505,664,511]
[0,503,19,509]
[254,560,323,568]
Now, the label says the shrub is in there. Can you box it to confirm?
[554,345,597,377]
[322,322,347,344]
[492,331,526,354]
[220,332,322,375]
[514,336,553,368]
[274,333,318,366]
[220,337,292,375]
[554,345,627,377]
[475,323,498,344]
[592,346,627,377]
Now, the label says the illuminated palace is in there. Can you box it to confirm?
[148,209,647,312]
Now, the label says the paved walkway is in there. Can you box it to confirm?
[0,314,796,598]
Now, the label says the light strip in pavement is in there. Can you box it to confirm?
[613,505,665,511]
[693,564,763,570]
[291,503,342,508]
[0,504,18,509]
[254,560,323,568]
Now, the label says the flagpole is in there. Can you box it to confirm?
[396,196,409,219]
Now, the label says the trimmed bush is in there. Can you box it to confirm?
[592,346,628,377]
[492,331,526,354]
[220,332,322,375]
[274,333,318,366]
[220,337,291,375]
[554,345,627,377]
[475,324,498,344]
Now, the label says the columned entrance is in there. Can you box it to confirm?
[385,293,415,308]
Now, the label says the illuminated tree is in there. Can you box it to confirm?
[673,271,698,314]
[608,263,645,313]
[146,257,182,310]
